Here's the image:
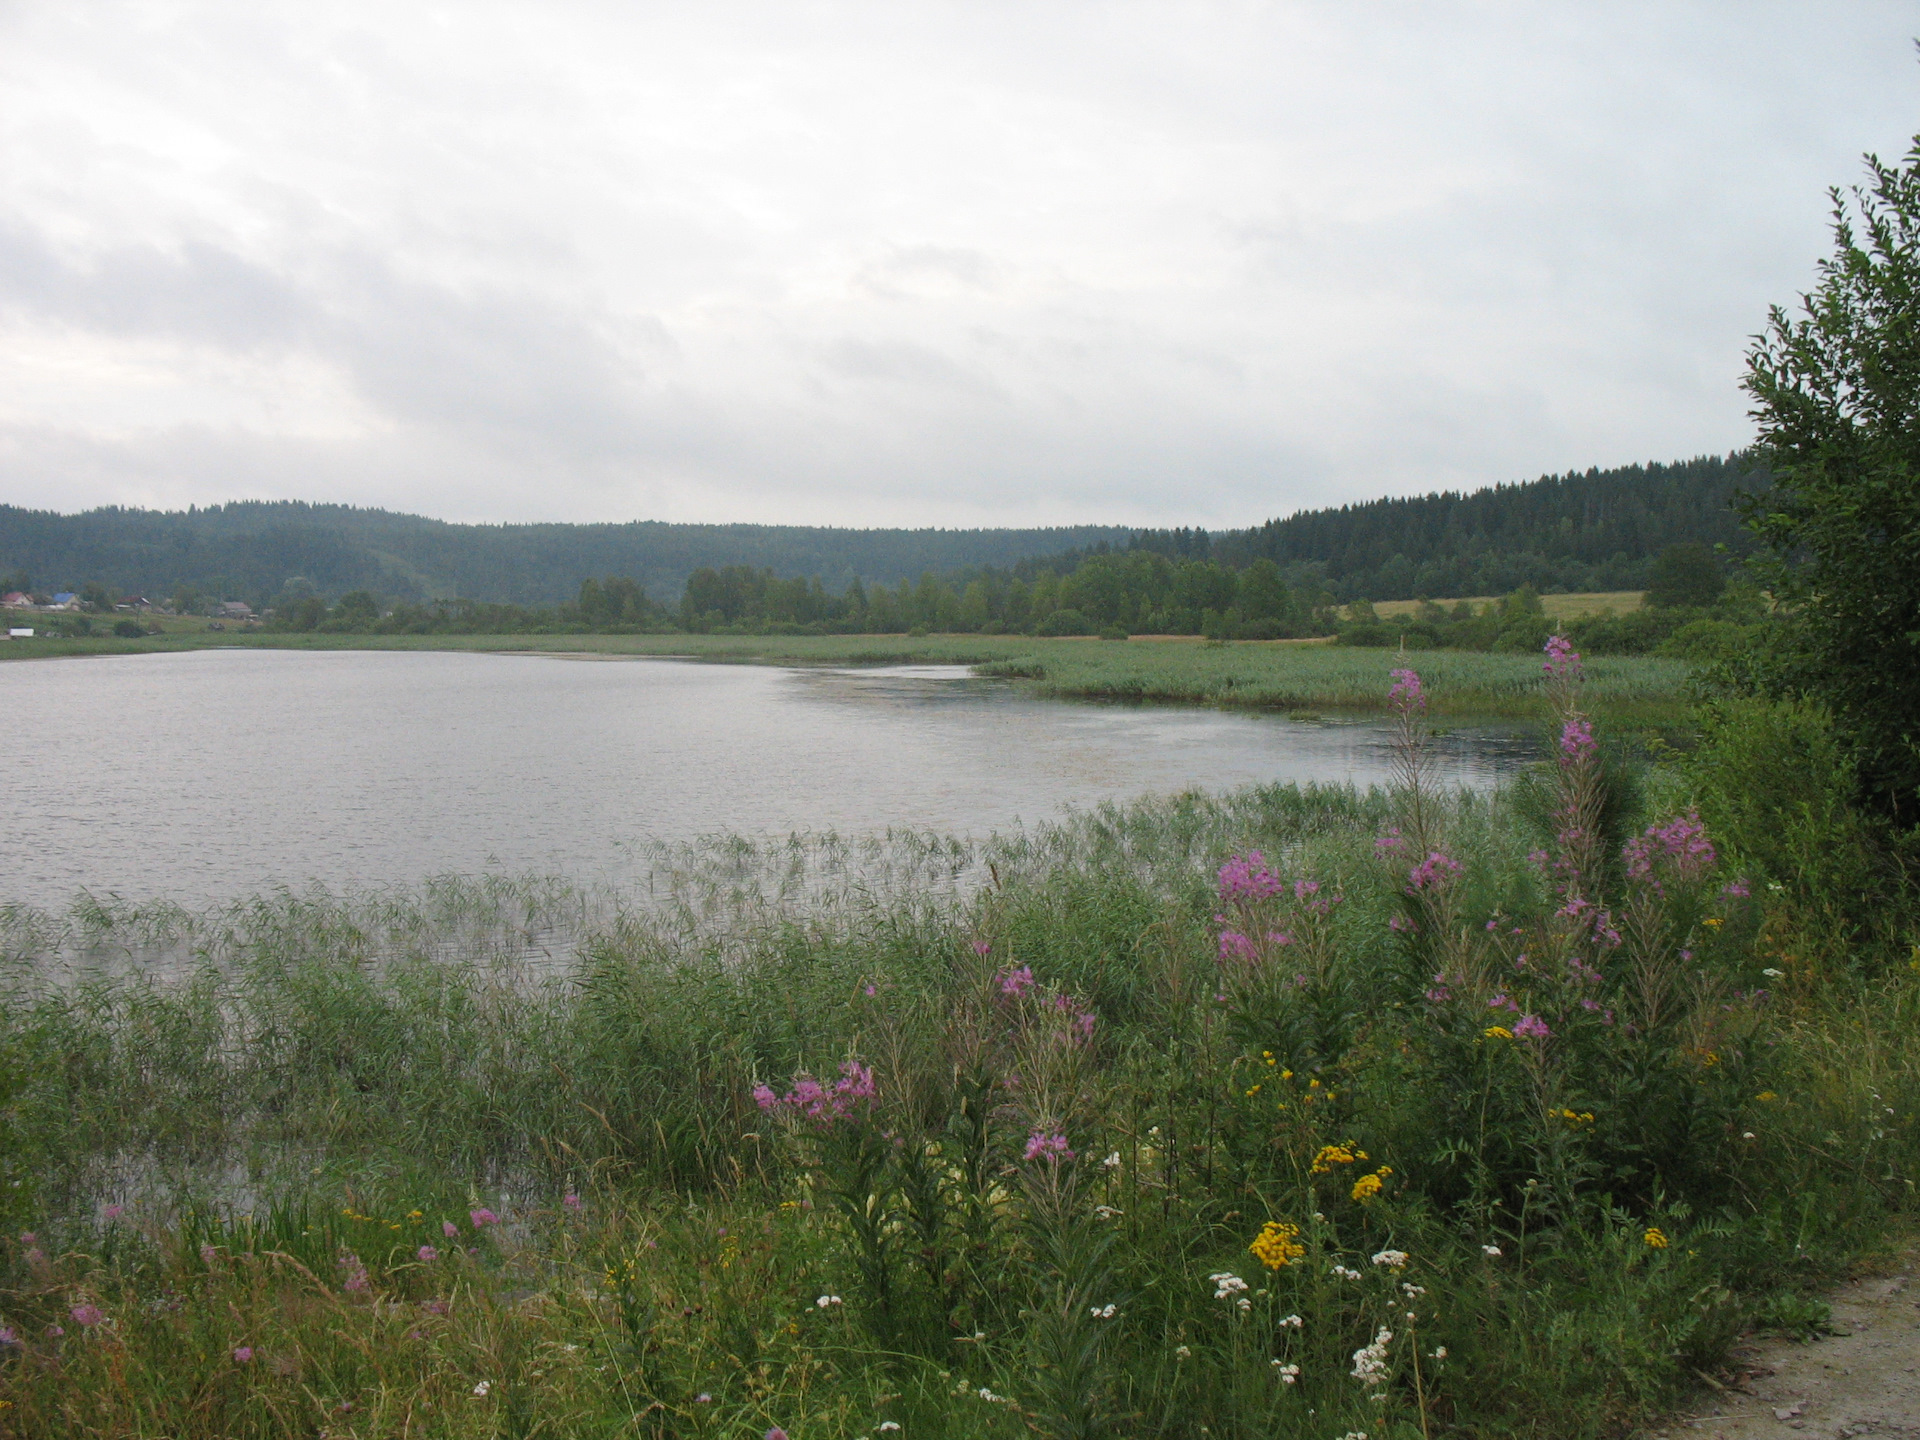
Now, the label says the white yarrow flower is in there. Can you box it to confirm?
[1481,1244,1502,1257]
[1370,1249,1409,1269]
[472,1380,491,1397]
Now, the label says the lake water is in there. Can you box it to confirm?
[3,649,1540,908]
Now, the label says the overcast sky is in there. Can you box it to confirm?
[1,3,1916,529]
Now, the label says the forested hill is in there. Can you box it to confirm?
[1141,454,1767,602]
[0,503,1132,608]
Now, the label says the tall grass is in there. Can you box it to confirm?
[0,683,1911,1437]
[0,630,1691,720]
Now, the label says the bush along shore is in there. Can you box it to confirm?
[0,639,1914,1439]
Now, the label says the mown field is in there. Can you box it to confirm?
[0,629,1692,722]
[0,658,1911,1438]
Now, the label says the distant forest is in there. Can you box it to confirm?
[0,454,1763,625]
[0,505,1131,610]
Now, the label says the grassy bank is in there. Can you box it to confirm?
[0,629,1692,721]
[0,663,1911,1438]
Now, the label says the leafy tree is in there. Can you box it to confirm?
[1643,543,1723,608]
[1742,137,1920,822]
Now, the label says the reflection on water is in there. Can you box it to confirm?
[2,649,1539,907]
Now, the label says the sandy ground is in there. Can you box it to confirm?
[1648,1257,1920,1440]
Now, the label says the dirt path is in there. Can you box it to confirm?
[1648,1257,1920,1440]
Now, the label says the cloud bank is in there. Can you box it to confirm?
[1,2,1915,527]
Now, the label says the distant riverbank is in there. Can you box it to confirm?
[0,629,1691,721]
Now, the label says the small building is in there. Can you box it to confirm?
[7,628,33,639]
[219,601,255,619]
[1,592,30,608]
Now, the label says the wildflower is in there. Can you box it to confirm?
[1210,1272,1250,1300]
[1512,1014,1551,1040]
[1310,1143,1366,1172]
[1483,1026,1513,1040]
[70,1304,104,1327]
[443,1221,459,1239]
[46,1325,63,1337]
[417,1245,438,1263]
[1351,1170,1387,1203]
[1401,1282,1426,1297]
[103,1204,123,1220]
[999,965,1035,997]
[1406,851,1461,893]
[767,1430,791,1440]
[233,1345,253,1363]
[340,1256,370,1293]
[1273,1360,1301,1382]
[0,1328,16,1346]
[1642,1227,1670,1249]
[1218,931,1258,963]
[1330,1264,1362,1281]
[1250,1220,1305,1269]
[1350,1326,1394,1385]
[695,1393,713,1403]
[1175,1344,1192,1359]
[200,1244,217,1264]
[1279,1312,1304,1328]
[1723,880,1751,898]
[1389,914,1413,933]
[864,983,877,996]
[563,1192,583,1212]
[1101,1151,1122,1169]
[1218,851,1284,901]
[1089,1303,1117,1319]
[1093,1205,1123,1220]
[1762,968,1785,979]
[1559,717,1597,761]
[1757,1091,1778,1102]
[1024,1130,1074,1162]
[1623,811,1717,888]
[879,1425,902,1433]
[1543,633,1582,679]
[1370,1249,1408,1269]
[817,1294,843,1308]
[1432,1345,1448,1360]
[1375,828,1408,856]
[973,939,992,955]
[470,1208,498,1229]
[1388,667,1425,711]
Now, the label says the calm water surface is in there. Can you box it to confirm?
[4,649,1539,907]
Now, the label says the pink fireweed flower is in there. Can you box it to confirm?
[233,1344,254,1363]
[1543,634,1582,679]
[69,1304,104,1327]
[766,1429,790,1440]
[0,1327,17,1346]
[764,1061,879,1125]
[418,1245,438,1262]
[1217,852,1284,902]
[1024,1131,1074,1162]
[999,965,1035,997]
[1294,878,1319,900]
[1217,931,1257,963]
[1388,913,1412,933]
[1512,1014,1551,1040]
[1723,880,1751,899]
[443,1221,459,1239]
[1424,973,1452,1003]
[1406,851,1462,893]
[1074,1011,1097,1040]
[863,983,876,996]
[103,1204,123,1220]
[1559,718,1597,761]
[469,1209,498,1229]
[1623,811,1717,889]
[752,1083,778,1110]
[340,1256,370,1292]
[1388,667,1426,711]
[972,940,992,955]
[1265,931,1294,946]
[563,1192,583,1212]
[1375,828,1409,856]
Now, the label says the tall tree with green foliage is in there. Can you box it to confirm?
[1742,138,1920,824]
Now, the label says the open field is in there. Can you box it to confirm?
[1367,590,1646,620]
[0,629,1692,721]
[1,679,1912,1438]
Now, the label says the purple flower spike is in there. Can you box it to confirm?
[1024,1130,1074,1162]
[1388,667,1426,711]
